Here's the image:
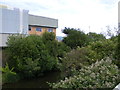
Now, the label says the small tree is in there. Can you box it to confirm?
[62,27,89,49]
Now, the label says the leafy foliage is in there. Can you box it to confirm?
[61,47,97,77]
[87,32,106,42]
[7,35,44,78]
[6,33,70,78]
[62,27,89,49]
[113,34,120,68]
[87,39,116,60]
[57,42,71,60]
[50,58,120,88]
[60,38,117,77]
[0,63,19,83]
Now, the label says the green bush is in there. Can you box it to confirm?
[62,27,89,49]
[87,39,116,60]
[60,39,117,77]
[7,35,44,78]
[87,38,120,68]
[61,47,97,77]
[87,32,106,43]
[6,33,69,78]
[6,34,58,78]
[57,42,71,59]
[113,35,120,68]
[1,63,19,83]
[50,57,120,88]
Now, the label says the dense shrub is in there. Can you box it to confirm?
[6,33,70,78]
[87,39,116,60]
[1,63,19,83]
[87,38,120,68]
[7,35,44,78]
[0,73,1,85]
[50,57,120,88]
[113,35,120,68]
[62,27,89,49]
[57,42,71,59]
[5,33,55,78]
[61,47,97,77]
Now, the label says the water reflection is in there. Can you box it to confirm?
[2,71,62,88]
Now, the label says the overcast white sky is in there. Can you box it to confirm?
[0,0,119,36]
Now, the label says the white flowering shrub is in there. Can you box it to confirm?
[50,57,120,88]
[61,47,97,77]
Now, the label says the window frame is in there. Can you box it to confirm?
[48,28,53,32]
[36,27,42,32]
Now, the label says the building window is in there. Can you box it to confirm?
[48,28,53,32]
[29,26,31,31]
[36,27,42,32]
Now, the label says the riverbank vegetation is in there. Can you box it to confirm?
[2,32,70,80]
[49,27,120,88]
[1,27,120,89]
[50,58,120,88]
[1,63,19,84]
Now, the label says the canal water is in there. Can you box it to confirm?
[2,71,63,89]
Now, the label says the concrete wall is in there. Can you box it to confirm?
[0,33,11,47]
[1,8,20,33]
[0,47,8,67]
[0,8,2,34]
[22,10,29,34]
[0,7,29,47]
[0,8,29,34]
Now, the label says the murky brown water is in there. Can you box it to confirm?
[2,71,62,89]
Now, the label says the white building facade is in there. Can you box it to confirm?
[0,6,29,47]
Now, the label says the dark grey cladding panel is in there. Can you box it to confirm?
[28,14,58,28]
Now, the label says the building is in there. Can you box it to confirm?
[28,14,58,35]
[0,5,58,47]
[0,6,28,47]
[118,2,120,32]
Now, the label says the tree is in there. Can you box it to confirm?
[6,32,71,78]
[7,35,46,78]
[6,33,60,78]
[62,27,89,49]
[87,39,116,60]
[114,34,120,68]
[87,32,106,42]
[102,26,119,38]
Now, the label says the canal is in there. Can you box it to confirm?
[2,71,63,89]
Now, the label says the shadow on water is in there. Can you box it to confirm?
[2,71,63,89]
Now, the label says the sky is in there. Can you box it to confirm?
[0,0,119,36]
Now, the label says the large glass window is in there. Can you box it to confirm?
[36,28,42,32]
